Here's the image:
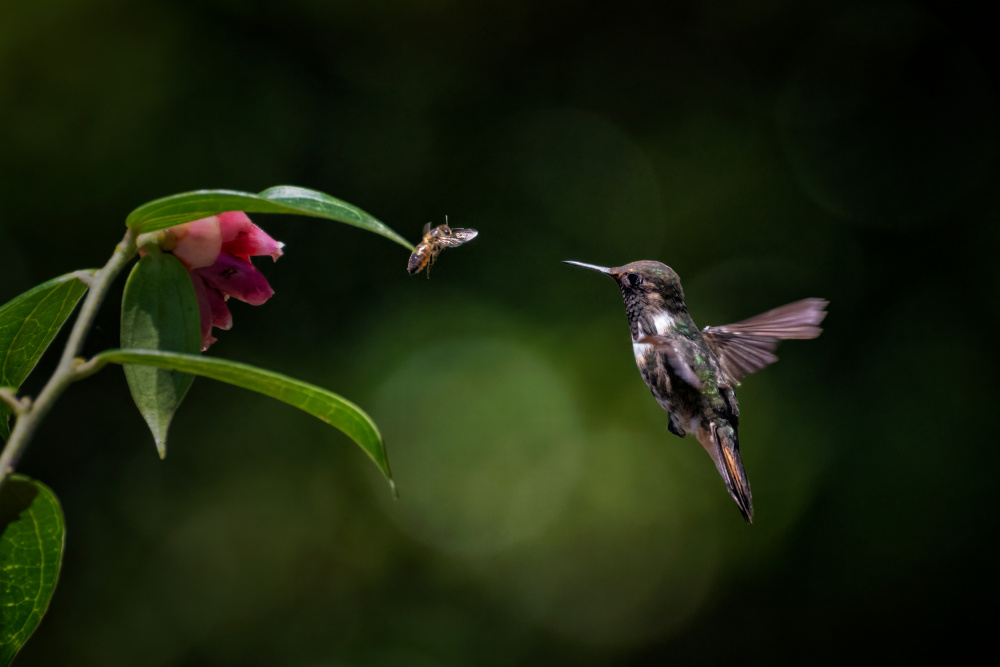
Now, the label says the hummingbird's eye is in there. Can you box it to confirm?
[626,273,643,287]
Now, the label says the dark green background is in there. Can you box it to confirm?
[2,1,996,664]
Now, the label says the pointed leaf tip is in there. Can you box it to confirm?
[94,349,395,488]
[120,253,202,457]
[125,186,413,251]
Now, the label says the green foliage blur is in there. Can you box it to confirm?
[2,0,996,664]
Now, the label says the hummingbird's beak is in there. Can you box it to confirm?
[563,260,613,275]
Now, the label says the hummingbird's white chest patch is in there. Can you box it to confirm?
[652,311,675,335]
[632,312,676,371]
[632,340,652,368]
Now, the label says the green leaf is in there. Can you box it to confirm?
[0,475,65,666]
[126,185,414,250]
[120,252,202,458]
[93,349,394,490]
[0,272,92,440]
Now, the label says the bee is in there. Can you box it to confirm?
[407,218,479,276]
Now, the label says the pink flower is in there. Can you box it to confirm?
[161,212,284,350]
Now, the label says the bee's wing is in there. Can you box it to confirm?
[437,228,479,247]
[422,222,432,235]
[701,298,828,382]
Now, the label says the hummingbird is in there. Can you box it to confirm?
[565,260,828,523]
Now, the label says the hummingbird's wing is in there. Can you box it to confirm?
[696,420,754,523]
[701,298,828,382]
[635,334,703,389]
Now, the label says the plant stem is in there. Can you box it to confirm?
[0,388,27,413]
[0,229,138,488]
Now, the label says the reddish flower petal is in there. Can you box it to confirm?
[169,216,223,269]
[189,270,234,350]
[171,212,282,350]
[207,287,232,330]
[218,211,284,261]
[189,270,218,350]
[195,253,275,306]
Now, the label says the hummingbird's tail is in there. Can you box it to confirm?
[698,420,754,523]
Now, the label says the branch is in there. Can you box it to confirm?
[0,229,138,485]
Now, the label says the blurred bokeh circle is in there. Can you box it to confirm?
[373,337,584,556]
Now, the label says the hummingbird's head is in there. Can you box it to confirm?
[564,260,687,331]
